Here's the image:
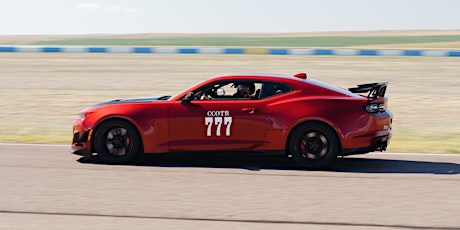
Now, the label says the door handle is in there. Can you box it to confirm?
[242,108,255,114]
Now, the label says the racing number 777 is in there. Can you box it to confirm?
[205,116,232,137]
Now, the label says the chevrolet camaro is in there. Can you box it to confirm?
[71,73,392,168]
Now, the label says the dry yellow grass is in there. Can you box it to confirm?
[1,53,459,153]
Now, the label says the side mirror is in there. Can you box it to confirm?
[216,88,225,96]
[182,92,194,104]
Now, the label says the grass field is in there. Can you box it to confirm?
[28,35,460,48]
[3,30,460,49]
[1,53,459,153]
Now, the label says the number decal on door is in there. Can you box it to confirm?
[205,117,213,136]
[205,111,232,137]
[214,117,223,136]
[224,117,232,136]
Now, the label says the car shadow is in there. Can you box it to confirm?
[77,152,460,175]
[331,157,459,174]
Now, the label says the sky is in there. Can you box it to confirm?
[1,0,460,35]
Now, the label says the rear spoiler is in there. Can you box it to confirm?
[348,82,388,98]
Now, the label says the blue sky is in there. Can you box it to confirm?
[1,0,460,35]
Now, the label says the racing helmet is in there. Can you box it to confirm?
[235,82,255,95]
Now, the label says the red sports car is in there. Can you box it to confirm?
[71,73,392,168]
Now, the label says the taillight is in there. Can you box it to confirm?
[366,103,386,113]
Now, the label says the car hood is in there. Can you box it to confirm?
[85,96,171,110]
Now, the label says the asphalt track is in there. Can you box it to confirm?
[1,143,459,229]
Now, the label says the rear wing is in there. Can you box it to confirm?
[348,82,388,98]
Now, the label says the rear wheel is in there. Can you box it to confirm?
[94,120,141,163]
[288,122,339,169]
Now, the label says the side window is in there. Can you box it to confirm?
[197,81,262,100]
[260,82,293,99]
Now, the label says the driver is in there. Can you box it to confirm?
[233,83,255,98]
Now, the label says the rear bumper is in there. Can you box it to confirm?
[342,134,391,156]
[340,109,392,156]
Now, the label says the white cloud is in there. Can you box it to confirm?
[105,5,122,12]
[124,8,137,13]
[76,3,100,10]
[76,3,136,13]
[103,5,136,13]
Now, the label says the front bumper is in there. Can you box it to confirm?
[69,147,92,157]
[71,119,93,156]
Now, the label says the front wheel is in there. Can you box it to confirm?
[94,120,141,163]
[288,122,339,169]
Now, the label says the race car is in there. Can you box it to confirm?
[70,73,392,168]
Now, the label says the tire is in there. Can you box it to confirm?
[288,122,339,169]
[94,119,141,163]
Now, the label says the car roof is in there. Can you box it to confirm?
[212,73,301,80]
[209,73,308,85]
[210,73,359,98]
[170,73,359,101]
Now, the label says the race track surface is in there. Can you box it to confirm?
[1,143,459,229]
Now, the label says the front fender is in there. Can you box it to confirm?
[84,103,171,153]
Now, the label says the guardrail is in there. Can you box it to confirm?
[1,46,459,56]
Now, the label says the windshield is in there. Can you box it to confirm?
[168,79,204,100]
[157,96,171,100]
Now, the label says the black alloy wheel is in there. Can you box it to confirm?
[288,122,339,169]
[94,119,141,163]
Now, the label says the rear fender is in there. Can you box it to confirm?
[285,118,343,153]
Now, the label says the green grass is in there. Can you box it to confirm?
[32,35,460,47]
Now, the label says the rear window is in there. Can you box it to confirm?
[260,82,293,99]
[306,79,359,97]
